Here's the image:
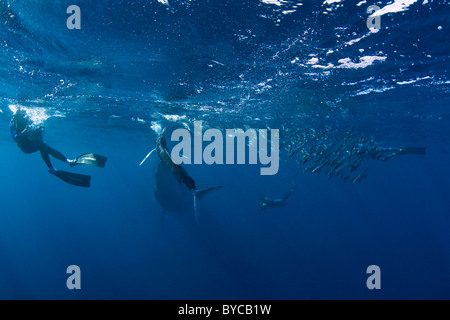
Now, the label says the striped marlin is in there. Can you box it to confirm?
[154,130,223,225]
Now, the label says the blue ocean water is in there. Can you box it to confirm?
[0,0,449,300]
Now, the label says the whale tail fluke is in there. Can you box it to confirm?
[193,186,224,224]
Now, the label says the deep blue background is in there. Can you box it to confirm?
[0,0,449,299]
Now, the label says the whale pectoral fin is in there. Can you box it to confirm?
[192,186,224,224]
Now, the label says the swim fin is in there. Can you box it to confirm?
[71,153,107,168]
[397,147,426,156]
[50,170,91,188]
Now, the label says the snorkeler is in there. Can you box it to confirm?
[10,108,107,188]
[259,180,296,211]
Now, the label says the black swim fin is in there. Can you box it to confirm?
[397,147,426,156]
[50,170,91,188]
[72,153,107,168]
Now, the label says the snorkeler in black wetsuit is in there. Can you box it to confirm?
[10,108,107,187]
[11,109,73,172]
[259,180,296,210]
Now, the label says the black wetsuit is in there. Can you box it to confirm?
[10,118,68,172]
